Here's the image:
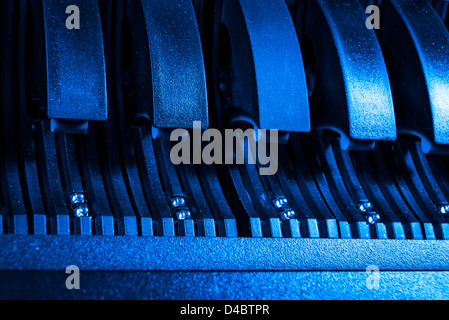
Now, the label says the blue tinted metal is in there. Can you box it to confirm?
[1,0,449,302]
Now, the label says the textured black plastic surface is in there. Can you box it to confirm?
[140,0,208,129]
[42,0,107,121]
[300,0,396,149]
[382,0,449,153]
[220,0,310,132]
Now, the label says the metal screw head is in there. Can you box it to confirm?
[358,201,373,213]
[366,212,381,225]
[74,204,89,218]
[171,196,186,208]
[70,193,85,205]
[273,197,288,209]
[279,209,295,220]
[175,210,192,221]
[438,203,449,215]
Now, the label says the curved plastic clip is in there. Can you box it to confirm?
[140,0,208,130]
[381,0,449,154]
[40,0,107,134]
[298,0,396,150]
[220,0,310,133]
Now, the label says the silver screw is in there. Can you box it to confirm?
[273,197,288,209]
[171,196,186,208]
[279,209,295,220]
[70,193,85,205]
[438,203,449,215]
[358,201,373,213]
[365,212,381,225]
[175,210,192,221]
[74,204,89,218]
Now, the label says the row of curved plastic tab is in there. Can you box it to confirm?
[2,0,449,239]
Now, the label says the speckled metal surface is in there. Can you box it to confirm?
[141,0,208,129]
[42,0,107,121]
[0,235,448,271]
